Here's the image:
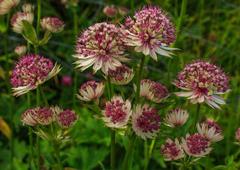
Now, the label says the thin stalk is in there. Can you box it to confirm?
[36,0,41,35]
[144,138,156,170]
[110,131,116,170]
[135,55,146,103]
[122,135,136,170]
[36,88,41,170]
[195,104,201,125]
[53,140,63,170]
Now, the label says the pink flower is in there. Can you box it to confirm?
[235,128,240,142]
[40,17,65,33]
[103,5,117,17]
[197,119,223,142]
[132,104,160,140]
[122,6,176,60]
[77,80,104,102]
[181,133,212,157]
[61,75,72,86]
[0,0,20,15]
[14,45,27,56]
[161,138,185,161]
[21,107,55,126]
[102,96,132,129]
[74,22,128,74]
[164,108,189,128]
[174,61,229,109]
[11,11,34,33]
[57,109,77,128]
[140,79,168,103]
[108,65,134,85]
[10,54,61,96]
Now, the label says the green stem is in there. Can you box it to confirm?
[53,140,63,170]
[36,0,41,35]
[144,139,156,170]
[136,55,146,103]
[122,135,136,170]
[195,104,201,125]
[110,130,116,170]
[36,88,41,170]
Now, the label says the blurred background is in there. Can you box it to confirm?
[0,0,240,169]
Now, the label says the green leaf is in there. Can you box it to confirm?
[21,20,38,45]
[39,31,52,46]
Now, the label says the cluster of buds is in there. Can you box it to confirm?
[10,54,61,96]
[40,17,65,33]
[11,10,34,33]
[108,65,134,85]
[14,45,27,56]
[174,61,229,109]
[0,0,20,15]
[164,108,189,128]
[103,5,128,17]
[140,79,168,103]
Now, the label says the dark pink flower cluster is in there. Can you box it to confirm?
[205,119,222,134]
[11,54,54,88]
[161,138,184,161]
[57,109,77,128]
[108,65,134,85]
[41,17,65,33]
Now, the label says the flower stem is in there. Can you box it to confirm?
[195,104,201,125]
[53,140,63,170]
[110,130,116,170]
[144,138,156,170]
[136,55,146,103]
[122,135,137,170]
[36,87,41,170]
[36,0,41,35]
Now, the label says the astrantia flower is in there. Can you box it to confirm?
[140,79,168,103]
[21,107,55,126]
[103,5,117,17]
[181,133,212,157]
[74,22,128,74]
[22,3,34,13]
[108,65,134,85]
[161,138,184,161]
[235,128,240,142]
[132,104,160,140]
[61,75,72,86]
[102,96,131,129]
[76,80,104,102]
[11,12,34,33]
[122,6,176,60]
[57,109,77,128]
[164,108,189,128]
[40,17,65,33]
[174,61,229,109]
[0,0,20,15]
[197,119,223,142]
[14,45,27,56]
[10,54,61,96]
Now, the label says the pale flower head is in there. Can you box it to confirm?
[235,128,240,142]
[77,80,104,102]
[108,65,134,85]
[10,54,61,96]
[14,45,27,56]
[103,5,117,17]
[174,61,229,109]
[161,138,185,161]
[11,11,34,33]
[140,79,168,103]
[0,0,20,15]
[132,104,160,140]
[122,6,176,60]
[181,133,212,157]
[102,96,132,129]
[40,17,65,33]
[74,22,128,74]
[22,3,34,13]
[197,119,223,142]
[164,108,189,128]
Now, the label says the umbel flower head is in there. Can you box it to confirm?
[102,96,132,129]
[11,11,34,33]
[108,65,134,85]
[74,22,128,74]
[22,3,34,13]
[161,138,185,161]
[132,104,160,140]
[56,108,78,128]
[40,17,65,33]
[21,107,55,126]
[122,6,176,60]
[164,108,189,128]
[174,61,229,109]
[14,45,27,56]
[181,133,212,157]
[197,119,223,142]
[10,54,61,96]
[140,79,168,103]
[0,0,20,15]
[77,80,104,102]
[103,5,117,17]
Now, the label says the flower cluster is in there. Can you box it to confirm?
[140,79,168,103]
[74,22,128,74]
[161,138,184,161]
[164,108,189,128]
[0,0,20,15]
[10,54,61,96]
[40,17,65,33]
[174,61,229,109]
[103,5,128,17]
[14,45,27,56]
[108,65,134,85]
[122,6,176,60]
[11,11,34,33]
